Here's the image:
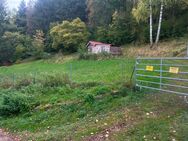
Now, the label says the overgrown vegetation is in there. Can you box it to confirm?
[0,58,187,140]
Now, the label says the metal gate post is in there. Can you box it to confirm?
[135,58,139,89]
[160,58,163,89]
[187,42,188,57]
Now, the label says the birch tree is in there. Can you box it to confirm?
[132,0,154,47]
[155,0,164,46]
[149,0,154,47]
[155,0,181,46]
[133,0,185,47]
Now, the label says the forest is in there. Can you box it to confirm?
[0,0,188,65]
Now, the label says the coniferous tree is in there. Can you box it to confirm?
[32,0,87,32]
[26,0,35,35]
[0,0,7,36]
[16,0,27,33]
[86,0,114,27]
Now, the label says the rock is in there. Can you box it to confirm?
[105,134,109,138]
[146,113,150,116]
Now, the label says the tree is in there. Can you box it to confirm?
[149,0,154,47]
[50,18,89,52]
[132,0,154,47]
[16,0,27,33]
[0,38,15,65]
[32,0,87,32]
[26,0,35,35]
[133,0,188,47]
[0,0,7,36]
[155,0,182,46]
[86,0,114,27]
[0,31,34,62]
[33,30,45,56]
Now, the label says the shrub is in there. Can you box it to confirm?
[40,73,71,87]
[79,82,101,88]
[112,87,129,98]
[15,78,33,89]
[78,52,113,60]
[0,92,31,116]
[0,79,13,89]
[84,94,95,104]
[79,52,98,60]
[93,85,111,95]
[78,109,87,118]
[41,52,52,59]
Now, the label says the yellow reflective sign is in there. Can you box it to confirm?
[169,67,179,74]
[146,66,154,71]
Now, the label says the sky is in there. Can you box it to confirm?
[7,0,29,10]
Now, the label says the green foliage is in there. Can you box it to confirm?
[32,0,87,32]
[32,30,45,58]
[0,0,7,36]
[0,32,34,64]
[0,58,187,140]
[79,52,98,60]
[15,78,33,89]
[132,0,149,23]
[39,73,71,87]
[16,0,27,34]
[84,94,95,104]
[93,85,111,95]
[0,38,16,64]
[86,0,115,27]
[50,18,89,52]
[79,52,113,60]
[0,0,187,64]
[0,92,31,116]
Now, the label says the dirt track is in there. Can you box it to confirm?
[0,129,17,141]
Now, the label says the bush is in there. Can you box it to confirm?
[84,94,95,104]
[15,78,33,89]
[40,73,71,87]
[0,79,13,89]
[79,52,112,60]
[79,82,101,88]
[79,52,97,60]
[93,85,111,95]
[0,92,31,116]
[112,87,129,98]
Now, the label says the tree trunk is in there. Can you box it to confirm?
[149,0,153,48]
[155,0,164,46]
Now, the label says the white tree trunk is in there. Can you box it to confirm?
[155,0,164,46]
[149,0,153,47]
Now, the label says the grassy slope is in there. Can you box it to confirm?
[0,39,188,141]
[0,59,134,83]
[123,37,188,57]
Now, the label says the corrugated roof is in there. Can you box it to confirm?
[88,41,111,46]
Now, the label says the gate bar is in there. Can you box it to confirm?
[137,57,188,60]
[136,80,188,89]
[137,85,188,96]
[136,69,188,74]
[136,74,188,82]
